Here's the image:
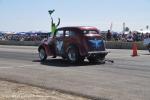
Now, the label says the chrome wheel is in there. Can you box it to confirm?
[68,48,76,62]
[39,48,47,61]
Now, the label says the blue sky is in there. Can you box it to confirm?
[0,0,150,32]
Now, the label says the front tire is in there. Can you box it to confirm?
[39,48,47,62]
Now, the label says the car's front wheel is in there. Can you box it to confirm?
[39,48,47,62]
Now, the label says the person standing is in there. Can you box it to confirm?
[48,10,60,37]
[48,10,60,58]
[106,30,112,41]
[51,17,60,37]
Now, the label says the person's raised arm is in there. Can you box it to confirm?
[51,17,54,25]
[56,18,60,27]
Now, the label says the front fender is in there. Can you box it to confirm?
[38,44,52,56]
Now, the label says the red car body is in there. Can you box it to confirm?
[38,26,108,63]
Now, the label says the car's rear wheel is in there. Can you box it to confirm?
[39,48,47,61]
[67,46,83,63]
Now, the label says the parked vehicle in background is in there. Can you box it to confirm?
[143,37,150,53]
[38,26,108,63]
[0,33,4,40]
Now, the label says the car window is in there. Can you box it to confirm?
[65,30,76,37]
[83,30,98,34]
[70,31,76,36]
[55,30,64,38]
[65,31,69,37]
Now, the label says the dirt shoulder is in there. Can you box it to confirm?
[0,80,90,100]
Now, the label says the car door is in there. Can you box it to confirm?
[54,29,65,55]
[63,29,78,50]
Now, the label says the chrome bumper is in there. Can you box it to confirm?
[88,51,109,54]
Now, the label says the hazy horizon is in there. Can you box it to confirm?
[0,0,150,32]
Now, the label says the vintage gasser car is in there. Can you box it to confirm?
[38,26,108,63]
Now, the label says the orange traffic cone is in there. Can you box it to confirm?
[131,43,138,57]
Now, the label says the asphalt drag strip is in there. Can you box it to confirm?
[0,45,150,100]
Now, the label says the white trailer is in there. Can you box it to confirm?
[143,38,150,52]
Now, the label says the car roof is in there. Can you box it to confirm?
[57,26,98,31]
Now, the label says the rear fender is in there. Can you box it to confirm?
[78,45,88,56]
[66,44,87,57]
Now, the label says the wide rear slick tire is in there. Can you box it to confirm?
[67,46,84,63]
[39,48,47,62]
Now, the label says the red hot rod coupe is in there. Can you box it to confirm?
[38,26,108,63]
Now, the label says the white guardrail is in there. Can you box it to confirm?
[143,38,150,46]
[0,40,147,50]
